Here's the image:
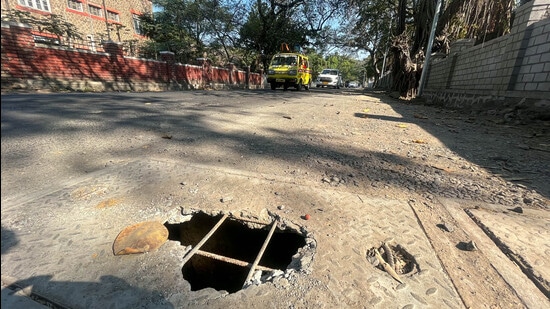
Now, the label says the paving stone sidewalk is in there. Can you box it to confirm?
[2,159,463,308]
[2,90,548,308]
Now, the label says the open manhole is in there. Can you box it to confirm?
[165,210,315,293]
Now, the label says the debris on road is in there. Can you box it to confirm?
[367,246,404,284]
[459,240,478,251]
[366,241,420,285]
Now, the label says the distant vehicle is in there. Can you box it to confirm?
[316,69,343,89]
[348,81,359,88]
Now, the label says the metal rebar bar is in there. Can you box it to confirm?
[229,215,271,226]
[182,213,228,265]
[243,221,277,287]
[195,249,275,272]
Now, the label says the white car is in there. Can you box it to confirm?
[316,69,343,89]
[348,81,359,88]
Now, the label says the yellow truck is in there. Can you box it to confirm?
[267,51,312,91]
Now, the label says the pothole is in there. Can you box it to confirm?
[366,241,419,283]
[165,210,316,293]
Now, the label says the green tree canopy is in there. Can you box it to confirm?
[138,0,521,96]
[342,0,521,98]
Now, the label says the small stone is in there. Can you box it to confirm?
[511,206,523,213]
[278,205,285,210]
[523,198,533,204]
[252,270,262,283]
[220,196,233,203]
[443,222,455,232]
[276,278,290,288]
[464,240,478,251]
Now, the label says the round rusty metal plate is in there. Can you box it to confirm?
[113,221,169,255]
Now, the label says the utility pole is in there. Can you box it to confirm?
[417,0,443,97]
[102,0,111,41]
[380,18,392,77]
[381,48,388,77]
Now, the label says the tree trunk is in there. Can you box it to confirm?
[391,33,417,98]
[390,0,417,99]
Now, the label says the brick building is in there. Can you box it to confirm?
[1,0,152,51]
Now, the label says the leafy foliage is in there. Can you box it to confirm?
[239,0,311,70]
[1,9,82,42]
[2,0,523,95]
[138,0,344,70]
[343,0,521,98]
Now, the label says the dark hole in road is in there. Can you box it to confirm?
[165,212,307,293]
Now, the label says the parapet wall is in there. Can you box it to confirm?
[1,22,262,92]
[423,0,549,114]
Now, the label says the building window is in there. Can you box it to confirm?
[88,4,102,17]
[107,10,119,22]
[132,14,143,35]
[18,0,51,12]
[67,0,82,11]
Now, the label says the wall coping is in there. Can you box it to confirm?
[124,56,164,63]
[1,20,263,92]
[34,43,110,56]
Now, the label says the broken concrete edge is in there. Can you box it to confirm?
[464,208,550,297]
[439,197,550,307]
[165,207,317,290]
[1,274,69,309]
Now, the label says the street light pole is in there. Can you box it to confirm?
[417,0,443,97]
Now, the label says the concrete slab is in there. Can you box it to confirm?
[442,198,550,308]
[1,159,464,308]
[468,206,550,296]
